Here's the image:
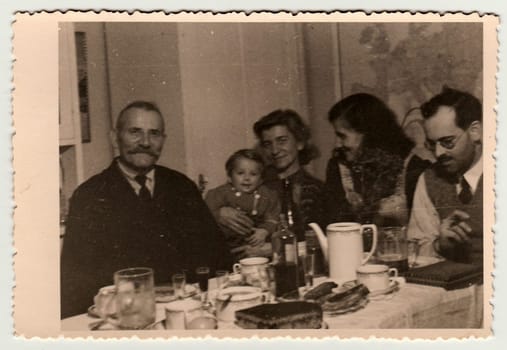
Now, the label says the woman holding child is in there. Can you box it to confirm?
[205,149,280,260]
[214,110,326,260]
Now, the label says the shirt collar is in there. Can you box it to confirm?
[463,154,483,193]
[116,159,155,195]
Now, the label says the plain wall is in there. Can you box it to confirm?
[105,22,187,173]
[303,23,342,181]
[177,22,311,190]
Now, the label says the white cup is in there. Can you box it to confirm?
[232,257,269,287]
[164,299,202,330]
[356,264,398,292]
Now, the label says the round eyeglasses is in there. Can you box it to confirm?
[425,131,466,152]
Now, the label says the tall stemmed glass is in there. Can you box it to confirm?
[301,253,316,291]
[195,266,211,308]
[215,270,229,291]
[407,238,422,268]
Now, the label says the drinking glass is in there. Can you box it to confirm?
[266,264,277,303]
[407,238,421,268]
[215,270,229,290]
[172,273,186,299]
[301,253,315,291]
[256,265,270,292]
[114,267,156,329]
[195,266,210,306]
[377,226,409,273]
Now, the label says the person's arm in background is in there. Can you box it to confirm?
[407,175,441,256]
[377,171,409,226]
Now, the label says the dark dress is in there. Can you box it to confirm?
[324,148,404,225]
[60,160,232,318]
[263,167,328,229]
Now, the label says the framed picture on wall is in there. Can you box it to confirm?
[75,30,91,143]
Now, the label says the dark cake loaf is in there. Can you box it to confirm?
[235,301,322,329]
[303,281,338,301]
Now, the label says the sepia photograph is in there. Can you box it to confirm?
[12,11,497,339]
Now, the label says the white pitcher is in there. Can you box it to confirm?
[308,222,377,282]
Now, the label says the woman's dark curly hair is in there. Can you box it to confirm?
[253,109,319,166]
[328,93,413,159]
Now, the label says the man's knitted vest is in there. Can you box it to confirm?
[425,168,483,266]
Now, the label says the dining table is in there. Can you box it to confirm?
[61,272,484,331]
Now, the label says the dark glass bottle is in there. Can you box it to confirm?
[272,214,298,297]
[282,179,306,286]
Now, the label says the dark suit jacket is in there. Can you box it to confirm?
[60,161,232,318]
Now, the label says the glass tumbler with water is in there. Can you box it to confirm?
[114,267,156,329]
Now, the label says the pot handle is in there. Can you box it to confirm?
[232,263,241,274]
[360,224,378,265]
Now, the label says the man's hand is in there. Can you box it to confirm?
[437,209,472,250]
[246,228,269,247]
[217,207,254,236]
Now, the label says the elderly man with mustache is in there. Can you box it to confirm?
[408,87,483,266]
[60,101,232,318]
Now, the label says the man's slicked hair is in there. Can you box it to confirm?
[420,87,482,130]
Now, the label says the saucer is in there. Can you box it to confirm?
[368,280,400,299]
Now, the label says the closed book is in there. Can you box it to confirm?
[404,260,482,290]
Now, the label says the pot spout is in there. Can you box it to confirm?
[307,223,328,261]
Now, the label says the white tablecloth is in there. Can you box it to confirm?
[324,282,482,328]
[61,280,483,331]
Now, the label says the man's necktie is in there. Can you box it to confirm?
[458,176,473,204]
[135,174,151,201]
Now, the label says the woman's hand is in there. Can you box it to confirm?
[377,194,408,224]
[217,207,254,236]
[246,229,269,246]
[346,191,364,211]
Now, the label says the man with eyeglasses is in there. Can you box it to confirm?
[407,87,483,266]
[60,101,232,318]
